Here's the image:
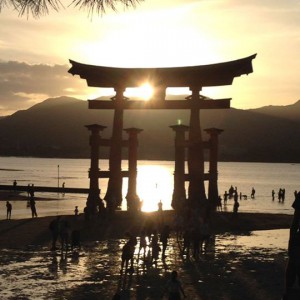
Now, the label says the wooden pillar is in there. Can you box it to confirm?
[105,87,125,210]
[187,88,207,208]
[205,128,223,208]
[170,124,189,210]
[124,127,143,212]
[85,124,106,214]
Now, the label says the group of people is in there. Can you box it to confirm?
[49,216,81,252]
[4,181,37,220]
[120,224,171,274]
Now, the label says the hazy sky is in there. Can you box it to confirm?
[1,0,300,116]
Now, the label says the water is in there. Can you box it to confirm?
[0,157,299,219]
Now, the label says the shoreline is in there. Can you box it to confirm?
[0,210,293,250]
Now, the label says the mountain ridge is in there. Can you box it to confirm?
[0,96,299,162]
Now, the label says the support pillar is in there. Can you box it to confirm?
[124,127,143,212]
[170,124,189,210]
[85,124,106,215]
[205,128,223,210]
[187,88,207,208]
[105,87,126,210]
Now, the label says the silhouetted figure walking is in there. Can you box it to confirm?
[233,191,239,217]
[30,197,37,218]
[251,187,255,199]
[6,201,12,219]
[272,189,275,201]
[74,206,79,217]
[120,233,136,274]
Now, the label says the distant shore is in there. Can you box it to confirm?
[0,210,293,250]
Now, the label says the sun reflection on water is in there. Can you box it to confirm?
[136,164,173,212]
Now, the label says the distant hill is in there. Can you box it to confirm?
[0,96,299,162]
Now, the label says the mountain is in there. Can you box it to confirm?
[0,96,299,162]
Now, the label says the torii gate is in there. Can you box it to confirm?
[69,54,256,212]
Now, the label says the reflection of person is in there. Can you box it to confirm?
[165,270,186,299]
[49,216,61,250]
[6,201,12,219]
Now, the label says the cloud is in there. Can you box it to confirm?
[0,61,92,116]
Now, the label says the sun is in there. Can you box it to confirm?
[139,83,154,100]
[124,83,154,101]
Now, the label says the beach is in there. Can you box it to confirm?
[0,208,298,299]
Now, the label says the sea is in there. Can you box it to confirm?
[0,156,299,219]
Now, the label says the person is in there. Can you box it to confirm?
[251,187,255,199]
[74,206,79,217]
[272,189,275,201]
[284,228,300,299]
[233,192,239,217]
[120,233,136,274]
[30,197,38,218]
[165,270,186,299]
[6,201,12,219]
[290,191,300,235]
[49,216,61,250]
[223,191,228,205]
[158,199,163,212]
[62,182,65,196]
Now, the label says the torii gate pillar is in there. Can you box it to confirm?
[85,124,106,214]
[170,124,189,210]
[205,128,223,208]
[104,87,125,209]
[124,127,143,212]
[188,88,207,207]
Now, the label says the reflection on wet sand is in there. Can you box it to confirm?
[0,229,290,299]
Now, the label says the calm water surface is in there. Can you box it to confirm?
[0,157,299,219]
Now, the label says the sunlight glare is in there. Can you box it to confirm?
[124,83,154,101]
[136,164,173,212]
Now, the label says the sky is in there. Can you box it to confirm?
[0,0,300,116]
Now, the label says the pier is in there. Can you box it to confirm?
[0,185,89,194]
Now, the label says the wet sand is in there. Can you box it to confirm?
[0,210,294,249]
[0,210,298,299]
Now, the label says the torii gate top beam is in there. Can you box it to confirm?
[68,54,256,89]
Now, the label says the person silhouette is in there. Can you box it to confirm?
[6,201,12,219]
[164,270,186,299]
[284,228,300,299]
